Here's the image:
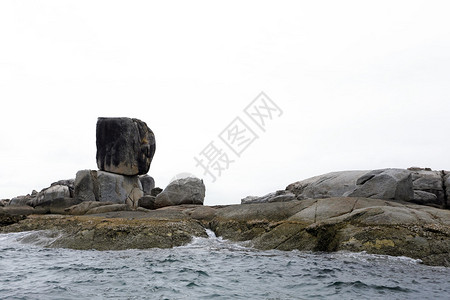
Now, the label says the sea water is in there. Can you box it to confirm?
[0,230,449,300]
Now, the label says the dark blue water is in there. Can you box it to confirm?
[0,230,449,299]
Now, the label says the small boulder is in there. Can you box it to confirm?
[138,195,156,209]
[154,177,205,209]
[96,117,156,176]
[151,187,163,197]
[139,175,155,195]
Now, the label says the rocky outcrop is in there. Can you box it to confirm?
[74,170,143,208]
[154,177,205,209]
[2,198,449,266]
[96,117,156,176]
[241,190,296,204]
[286,169,414,202]
[139,174,155,195]
[257,168,449,209]
[410,169,445,207]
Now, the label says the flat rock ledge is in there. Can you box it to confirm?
[1,198,450,267]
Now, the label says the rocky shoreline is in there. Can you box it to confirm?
[2,117,450,267]
[2,198,449,267]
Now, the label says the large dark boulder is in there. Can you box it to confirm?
[96,117,156,176]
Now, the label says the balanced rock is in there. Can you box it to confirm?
[96,117,156,176]
[74,170,143,208]
[154,177,205,209]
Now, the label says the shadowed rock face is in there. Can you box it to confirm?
[96,117,156,176]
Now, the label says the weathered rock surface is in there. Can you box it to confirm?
[29,185,72,207]
[286,169,414,202]
[96,117,156,176]
[139,174,155,195]
[241,190,296,204]
[280,168,449,208]
[138,195,156,209]
[2,198,449,266]
[64,201,115,215]
[8,194,35,206]
[410,170,445,207]
[154,177,205,209]
[74,170,143,208]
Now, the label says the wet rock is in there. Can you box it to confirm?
[0,213,26,227]
[154,177,205,209]
[96,117,156,176]
[139,175,155,195]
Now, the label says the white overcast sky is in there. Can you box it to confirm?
[1,1,449,205]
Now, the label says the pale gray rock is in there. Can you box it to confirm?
[241,190,296,204]
[286,169,414,203]
[139,175,155,195]
[73,170,143,208]
[286,170,368,199]
[97,171,143,208]
[29,185,71,207]
[410,170,445,206]
[413,190,438,204]
[347,169,413,201]
[8,195,35,206]
[154,177,205,209]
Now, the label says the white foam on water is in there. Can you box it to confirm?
[332,250,423,265]
[0,230,62,248]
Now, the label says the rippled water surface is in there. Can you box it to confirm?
[0,230,449,299]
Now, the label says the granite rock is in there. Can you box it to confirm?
[96,117,156,176]
[154,177,205,209]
